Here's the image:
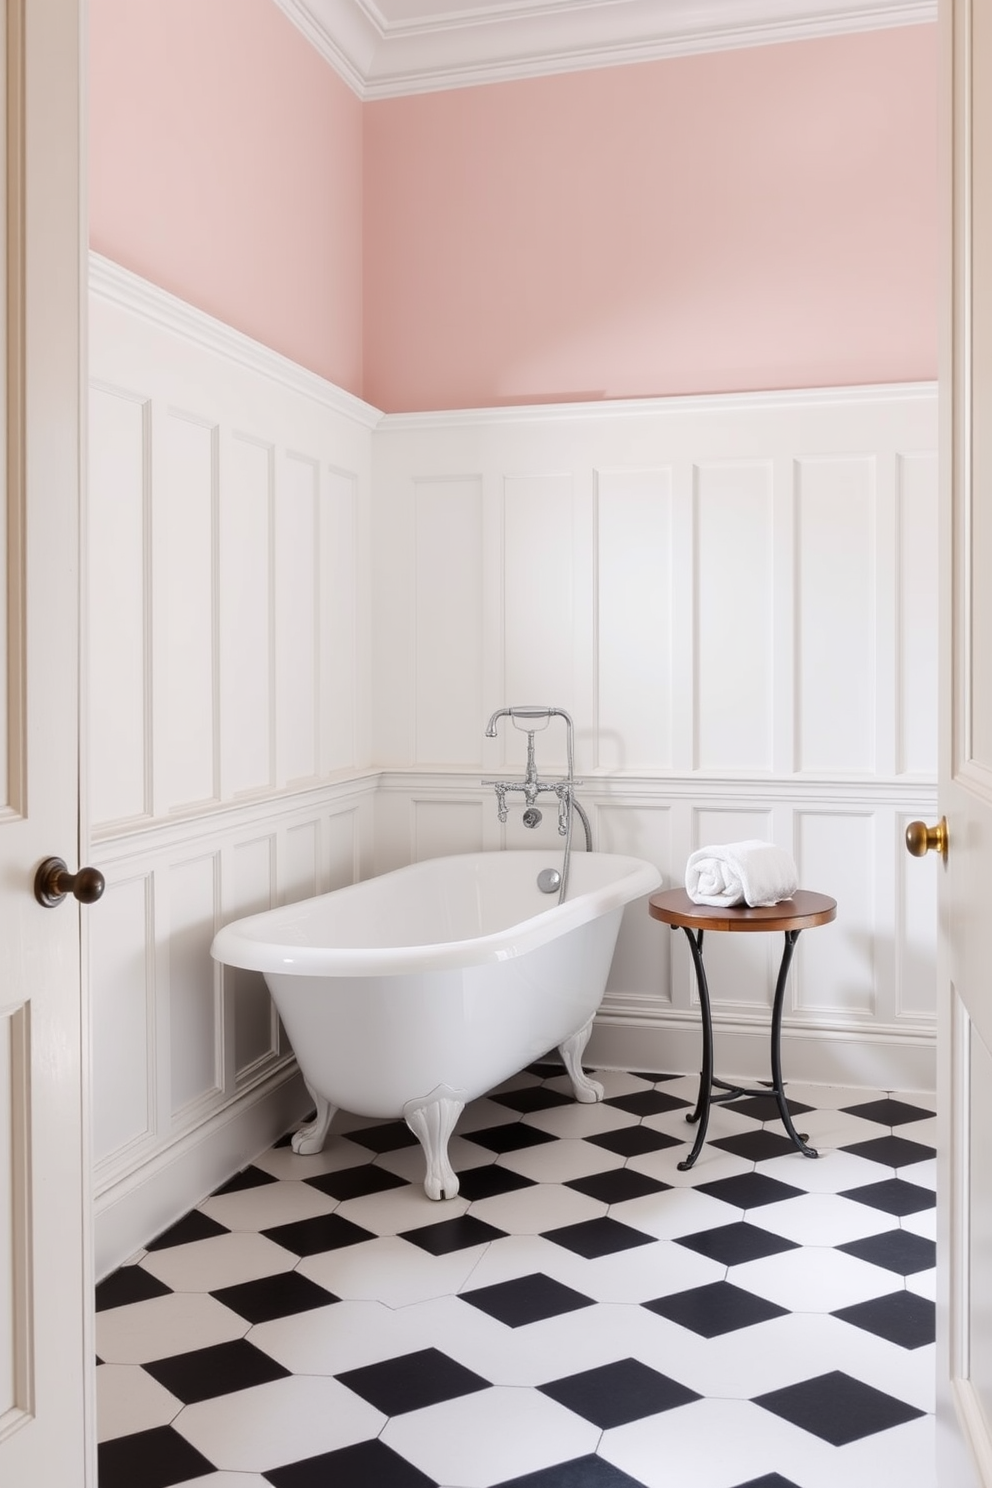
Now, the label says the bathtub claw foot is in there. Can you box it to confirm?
[404,1087,466,1200]
[559,1018,604,1103]
[291,1086,337,1155]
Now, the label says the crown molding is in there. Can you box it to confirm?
[273,0,937,99]
[88,253,383,431]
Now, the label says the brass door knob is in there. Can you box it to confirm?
[34,856,106,907]
[905,818,948,862]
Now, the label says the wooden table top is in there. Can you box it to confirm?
[648,888,837,933]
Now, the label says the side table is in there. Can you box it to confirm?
[647,888,837,1170]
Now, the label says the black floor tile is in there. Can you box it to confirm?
[346,1120,421,1153]
[584,1126,684,1158]
[455,1164,537,1201]
[261,1212,376,1257]
[674,1222,800,1266]
[839,1179,937,1216]
[837,1228,936,1275]
[265,1438,438,1487]
[832,1290,936,1349]
[603,1089,692,1117]
[96,1264,173,1312]
[211,1164,279,1195]
[337,1346,489,1415]
[145,1209,229,1251]
[723,1095,813,1123]
[541,1216,656,1259]
[468,1123,557,1153]
[489,1085,574,1113]
[709,1130,810,1163]
[490,1456,650,1487]
[304,1164,409,1201]
[143,1337,290,1403]
[565,1169,671,1205]
[460,1271,596,1327]
[842,1134,936,1168]
[642,1280,790,1337]
[399,1214,507,1254]
[538,1356,700,1428]
[841,1098,934,1127]
[210,1270,339,1324]
[97,1424,215,1488]
[753,1369,926,1445]
[695,1173,805,1210]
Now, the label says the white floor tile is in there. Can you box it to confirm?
[251,1135,376,1181]
[900,1157,937,1190]
[455,1096,524,1131]
[96,1291,248,1365]
[199,1180,338,1233]
[174,1374,385,1473]
[602,1396,802,1488]
[139,1233,298,1294]
[299,1233,484,1307]
[900,1114,938,1145]
[781,1082,888,1111]
[903,1207,938,1240]
[375,1133,495,1185]
[751,1191,895,1247]
[729,1244,899,1313]
[908,1269,938,1302]
[520,1101,640,1138]
[548,1068,654,1099]
[467,1180,605,1233]
[382,1383,599,1487]
[768,1108,890,1151]
[336,1181,469,1235]
[492,1136,623,1185]
[756,1148,894,1193]
[171,1475,270,1488]
[96,1363,183,1441]
[627,1144,753,1187]
[608,1185,742,1241]
[250,1298,430,1377]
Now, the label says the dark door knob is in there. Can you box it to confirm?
[34,856,106,907]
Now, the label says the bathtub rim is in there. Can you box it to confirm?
[210,849,661,977]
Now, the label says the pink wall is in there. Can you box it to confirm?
[363,25,937,412]
[89,0,364,395]
[90,9,937,412]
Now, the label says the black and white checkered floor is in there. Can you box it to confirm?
[95,1065,938,1488]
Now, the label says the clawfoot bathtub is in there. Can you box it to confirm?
[211,850,661,1199]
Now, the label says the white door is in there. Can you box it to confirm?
[0,2,89,1485]
[935,1,992,1483]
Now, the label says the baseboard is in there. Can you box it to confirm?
[586,1013,936,1095]
[93,1067,311,1280]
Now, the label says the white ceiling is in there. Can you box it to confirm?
[273,0,936,98]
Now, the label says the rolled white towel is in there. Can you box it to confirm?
[685,839,798,908]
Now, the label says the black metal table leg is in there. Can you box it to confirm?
[676,923,819,1169]
[679,927,712,1170]
[768,929,818,1157]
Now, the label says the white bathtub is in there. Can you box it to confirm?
[211,850,660,1198]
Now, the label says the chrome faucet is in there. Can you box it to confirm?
[483,707,592,901]
[483,707,581,824]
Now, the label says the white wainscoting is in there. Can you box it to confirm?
[87,258,939,1273]
[88,258,378,1275]
[371,387,939,1092]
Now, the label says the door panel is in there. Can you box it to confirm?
[0,0,87,1483]
[939,1,992,1482]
